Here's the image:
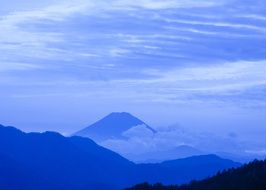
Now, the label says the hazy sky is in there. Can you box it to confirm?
[0,0,265,150]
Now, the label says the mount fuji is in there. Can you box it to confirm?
[74,112,156,142]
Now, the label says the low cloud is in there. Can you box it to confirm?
[101,124,243,156]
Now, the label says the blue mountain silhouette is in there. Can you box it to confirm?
[74,112,156,141]
[0,124,240,190]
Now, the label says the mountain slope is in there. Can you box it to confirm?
[0,125,136,189]
[74,112,156,142]
[137,154,240,185]
[126,159,266,190]
[0,124,240,190]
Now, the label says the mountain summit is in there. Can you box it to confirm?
[74,112,156,142]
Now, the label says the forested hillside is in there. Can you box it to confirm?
[126,159,266,190]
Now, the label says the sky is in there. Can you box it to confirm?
[0,0,266,155]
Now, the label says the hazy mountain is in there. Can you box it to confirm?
[215,151,266,164]
[74,112,156,142]
[128,145,203,163]
[0,124,240,190]
[126,159,266,190]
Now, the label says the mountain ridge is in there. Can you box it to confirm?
[126,159,266,190]
[0,124,240,189]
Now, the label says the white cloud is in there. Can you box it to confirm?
[138,60,266,93]
[0,62,43,72]
[101,123,244,158]
[237,14,266,21]
[0,0,226,22]
[163,18,266,33]
[111,0,225,9]
[165,26,261,38]
[109,48,131,57]
[4,60,265,108]
[0,0,231,30]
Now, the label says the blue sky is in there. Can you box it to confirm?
[0,0,266,154]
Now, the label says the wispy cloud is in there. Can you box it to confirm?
[163,18,266,32]
[108,0,226,9]
[5,60,266,110]
[0,62,43,72]
[237,14,266,21]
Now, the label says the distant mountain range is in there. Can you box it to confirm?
[129,145,203,163]
[74,112,156,142]
[126,159,266,190]
[0,124,240,190]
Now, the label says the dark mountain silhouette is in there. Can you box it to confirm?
[0,124,240,190]
[74,112,156,142]
[125,159,266,190]
[136,154,240,185]
[0,124,136,189]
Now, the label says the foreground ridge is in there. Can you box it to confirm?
[0,124,240,190]
[125,159,266,190]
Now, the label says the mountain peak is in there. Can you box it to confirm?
[104,112,142,122]
[108,112,133,116]
[74,112,156,142]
